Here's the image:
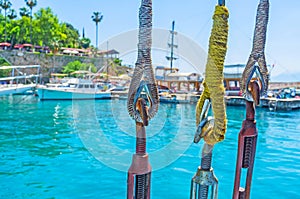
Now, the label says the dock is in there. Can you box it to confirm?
[225,96,300,110]
[111,91,300,110]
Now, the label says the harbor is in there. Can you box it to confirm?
[1,64,300,110]
[1,0,300,198]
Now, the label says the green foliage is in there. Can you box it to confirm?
[19,7,30,17]
[113,58,122,66]
[91,12,103,24]
[0,5,93,49]
[80,38,91,49]
[0,57,10,66]
[0,57,11,77]
[7,9,17,20]
[62,60,97,75]
[25,0,37,10]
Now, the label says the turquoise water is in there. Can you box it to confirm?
[0,95,300,199]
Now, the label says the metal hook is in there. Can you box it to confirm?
[131,80,156,124]
[243,66,266,103]
[194,99,214,143]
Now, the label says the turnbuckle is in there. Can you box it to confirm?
[191,99,218,199]
[190,144,218,199]
[127,98,152,199]
[233,81,260,199]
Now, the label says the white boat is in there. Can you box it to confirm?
[0,65,40,96]
[37,78,111,100]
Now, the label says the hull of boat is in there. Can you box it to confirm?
[0,85,35,96]
[37,87,111,100]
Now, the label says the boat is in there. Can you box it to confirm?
[0,65,40,96]
[37,78,111,100]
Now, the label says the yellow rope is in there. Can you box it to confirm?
[196,5,229,145]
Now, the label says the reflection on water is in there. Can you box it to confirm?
[0,96,300,198]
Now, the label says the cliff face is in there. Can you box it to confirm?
[0,50,105,76]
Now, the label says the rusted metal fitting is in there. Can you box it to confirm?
[192,167,218,186]
[190,144,218,199]
[233,82,259,199]
[127,99,152,199]
[136,97,149,126]
[190,167,218,199]
[248,80,260,106]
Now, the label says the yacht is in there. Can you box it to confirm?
[37,78,111,100]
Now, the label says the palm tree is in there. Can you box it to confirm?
[91,12,103,51]
[0,0,12,42]
[7,9,17,20]
[25,0,37,44]
[19,7,30,17]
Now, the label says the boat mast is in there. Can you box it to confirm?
[166,21,178,73]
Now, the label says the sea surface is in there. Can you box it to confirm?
[0,95,300,199]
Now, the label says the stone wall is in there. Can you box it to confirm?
[0,50,105,76]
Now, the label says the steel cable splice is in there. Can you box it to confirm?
[240,0,270,101]
[233,1,270,198]
[127,0,158,124]
[127,1,158,199]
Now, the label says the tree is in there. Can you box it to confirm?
[16,16,31,44]
[34,7,61,47]
[0,0,12,42]
[19,7,30,17]
[62,61,96,75]
[0,58,11,78]
[91,12,103,50]
[7,9,17,44]
[60,22,80,48]
[25,0,37,44]
[80,37,91,49]
[7,9,16,20]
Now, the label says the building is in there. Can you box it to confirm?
[155,66,203,92]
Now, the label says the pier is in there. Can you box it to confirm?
[225,96,300,110]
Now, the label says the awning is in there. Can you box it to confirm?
[71,70,93,75]
[0,42,11,47]
[23,43,33,47]
[50,73,68,77]
[63,49,79,54]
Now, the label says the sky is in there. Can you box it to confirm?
[9,0,300,81]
